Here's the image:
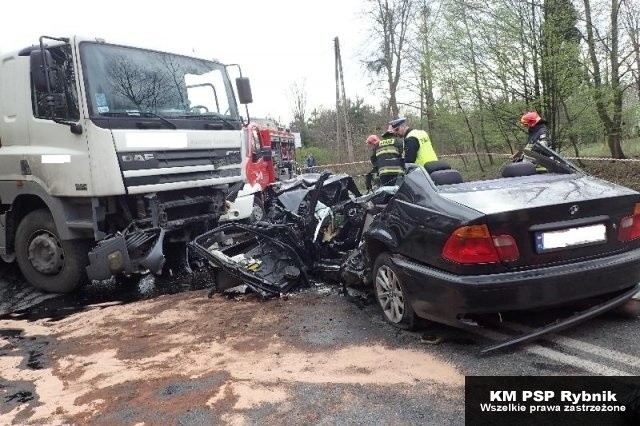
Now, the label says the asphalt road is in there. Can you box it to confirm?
[1,262,639,424]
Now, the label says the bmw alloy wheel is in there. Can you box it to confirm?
[375,265,405,323]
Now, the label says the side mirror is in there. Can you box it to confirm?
[30,50,60,92]
[235,77,253,105]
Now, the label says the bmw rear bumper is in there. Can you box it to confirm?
[391,248,640,326]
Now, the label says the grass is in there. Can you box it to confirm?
[562,137,640,158]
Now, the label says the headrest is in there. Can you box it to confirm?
[502,162,537,178]
[424,160,452,175]
[430,169,463,185]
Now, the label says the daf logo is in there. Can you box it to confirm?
[569,205,580,216]
[121,153,155,162]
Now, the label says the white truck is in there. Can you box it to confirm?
[0,35,253,292]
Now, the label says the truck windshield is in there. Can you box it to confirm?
[80,42,239,123]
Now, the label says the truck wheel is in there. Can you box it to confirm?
[373,253,417,330]
[15,209,90,293]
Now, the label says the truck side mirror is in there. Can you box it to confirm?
[235,77,253,105]
[30,50,60,93]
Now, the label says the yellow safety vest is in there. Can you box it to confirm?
[406,129,438,166]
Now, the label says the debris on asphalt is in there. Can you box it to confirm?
[420,334,445,345]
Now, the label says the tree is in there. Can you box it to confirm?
[289,80,309,146]
[622,3,640,100]
[583,0,626,158]
[364,0,415,118]
[540,0,581,145]
[412,0,440,132]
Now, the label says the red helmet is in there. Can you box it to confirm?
[366,134,380,145]
[520,111,542,128]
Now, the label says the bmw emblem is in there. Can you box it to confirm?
[569,205,580,216]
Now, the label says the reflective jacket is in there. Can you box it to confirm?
[374,138,405,176]
[405,129,438,166]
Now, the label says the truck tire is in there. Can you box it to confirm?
[15,209,90,293]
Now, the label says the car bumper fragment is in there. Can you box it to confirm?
[479,284,639,354]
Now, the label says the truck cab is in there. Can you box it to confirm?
[0,35,252,292]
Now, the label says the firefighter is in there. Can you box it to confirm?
[511,112,555,170]
[388,118,438,166]
[366,133,404,188]
[520,111,555,151]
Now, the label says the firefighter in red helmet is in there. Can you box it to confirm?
[520,111,554,151]
[365,132,404,189]
[512,111,555,164]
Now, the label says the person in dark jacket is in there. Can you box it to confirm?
[366,133,404,187]
[511,112,555,169]
[520,111,555,151]
[387,118,438,166]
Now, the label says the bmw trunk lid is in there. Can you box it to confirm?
[438,173,640,268]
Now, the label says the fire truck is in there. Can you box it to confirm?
[220,120,297,222]
[250,122,297,184]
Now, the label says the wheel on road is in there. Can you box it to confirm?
[15,209,90,293]
[373,252,417,330]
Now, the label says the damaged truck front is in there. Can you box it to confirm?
[0,36,253,292]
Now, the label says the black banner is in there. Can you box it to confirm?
[465,376,640,426]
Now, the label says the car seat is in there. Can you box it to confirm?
[501,162,537,178]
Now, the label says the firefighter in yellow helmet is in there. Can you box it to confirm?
[387,118,438,167]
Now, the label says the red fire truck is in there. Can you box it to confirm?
[220,121,297,222]
[247,122,297,185]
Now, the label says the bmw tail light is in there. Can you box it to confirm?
[443,225,519,264]
[492,235,520,262]
[618,203,640,242]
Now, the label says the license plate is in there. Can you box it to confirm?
[535,224,607,253]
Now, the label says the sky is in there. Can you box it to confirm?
[0,0,379,124]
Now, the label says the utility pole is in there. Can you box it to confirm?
[334,38,341,156]
[334,37,354,163]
